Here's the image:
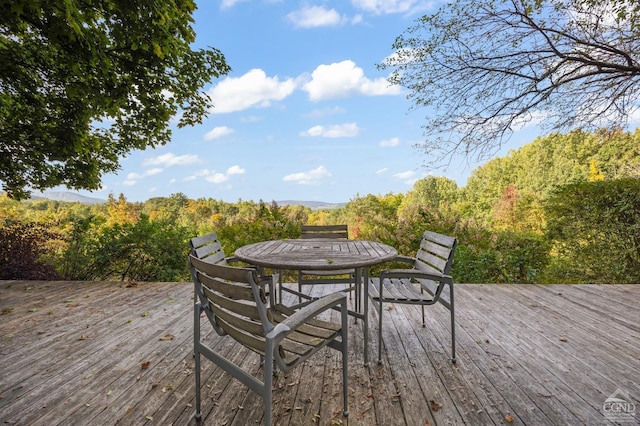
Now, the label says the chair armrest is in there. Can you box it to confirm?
[381,268,453,284]
[228,256,267,276]
[267,291,347,338]
[383,255,416,266]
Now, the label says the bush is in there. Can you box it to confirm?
[452,228,550,283]
[77,215,192,282]
[544,178,640,283]
[0,220,61,280]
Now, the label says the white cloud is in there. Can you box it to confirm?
[303,60,401,101]
[220,0,247,9]
[380,137,400,147]
[629,107,640,125]
[511,110,549,132]
[123,168,164,186]
[185,166,246,185]
[376,167,389,175]
[300,122,360,138]
[351,0,427,15]
[286,5,343,28]
[393,170,416,180]
[207,172,230,184]
[207,69,298,113]
[204,126,235,141]
[227,165,246,176]
[283,165,332,185]
[143,153,199,167]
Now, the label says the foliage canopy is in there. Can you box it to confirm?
[380,0,640,162]
[0,0,230,199]
[0,128,637,284]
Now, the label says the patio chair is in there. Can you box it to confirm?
[297,225,358,304]
[369,230,457,364]
[189,255,349,425]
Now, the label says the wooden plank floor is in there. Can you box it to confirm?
[0,280,638,425]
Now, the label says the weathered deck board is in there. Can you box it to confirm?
[0,281,638,425]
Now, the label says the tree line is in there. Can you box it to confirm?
[1,129,639,284]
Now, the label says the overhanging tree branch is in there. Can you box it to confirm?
[379,0,640,164]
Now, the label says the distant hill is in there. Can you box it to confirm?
[26,191,344,209]
[30,191,106,205]
[276,200,346,210]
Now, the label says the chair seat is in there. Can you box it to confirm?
[369,278,432,302]
[369,278,450,304]
[270,304,341,367]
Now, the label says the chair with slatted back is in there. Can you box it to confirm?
[369,230,457,364]
[189,255,349,425]
[296,225,358,303]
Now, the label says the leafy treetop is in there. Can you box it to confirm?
[0,0,230,199]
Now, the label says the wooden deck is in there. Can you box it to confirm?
[0,280,638,425]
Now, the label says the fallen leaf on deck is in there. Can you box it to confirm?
[159,334,175,341]
[505,414,514,423]
[79,334,88,340]
[430,400,442,411]
[141,361,150,370]
[559,338,568,342]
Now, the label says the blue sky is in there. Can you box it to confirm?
[69,0,544,203]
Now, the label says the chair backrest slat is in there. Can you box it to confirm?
[415,231,457,275]
[190,232,220,250]
[301,225,348,239]
[198,271,254,301]
[214,314,267,354]
[210,303,265,338]
[190,232,229,264]
[416,250,448,272]
[419,239,452,261]
[201,283,262,322]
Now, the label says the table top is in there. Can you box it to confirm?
[234,239,398,271]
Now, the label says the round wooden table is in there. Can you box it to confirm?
[235,239,398,363]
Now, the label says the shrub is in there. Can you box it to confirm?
[0,220,61,280]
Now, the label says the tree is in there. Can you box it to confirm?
[398,176,459,217]
[379,0,640,162]
[544,178,640,283]
[0,0,230,199]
